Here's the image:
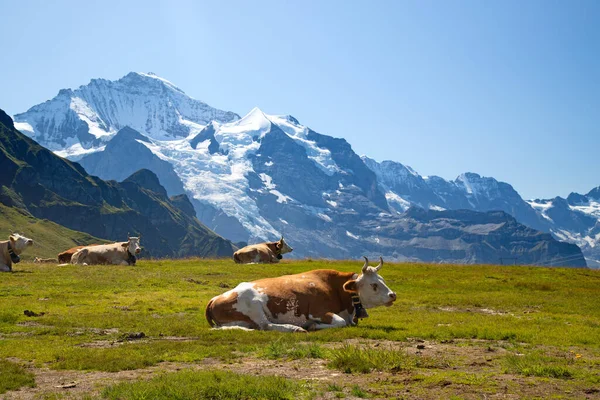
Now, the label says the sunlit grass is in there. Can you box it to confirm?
[0,258,598,398]
[101,370,312,400]
[0,359,35,394]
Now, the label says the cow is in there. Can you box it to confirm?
[0,234,34,272]
[233,237,293,264]
[71,237,142,265]
[33,257,58,264]
[58,244,101,264]
[205,256,396,332]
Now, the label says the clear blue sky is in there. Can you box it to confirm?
[1,0,598,199]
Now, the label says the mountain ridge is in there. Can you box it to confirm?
[10,73,592,267]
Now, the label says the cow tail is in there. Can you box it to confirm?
[71,249,87,264]
[205,298,218,328]
[233,252,241,264]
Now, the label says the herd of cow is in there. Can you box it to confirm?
[2,233,396,332]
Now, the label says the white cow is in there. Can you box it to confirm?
[71,237,142,265]
[0,233,34,272]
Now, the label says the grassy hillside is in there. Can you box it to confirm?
[0,259,598,399]
[0,204,106,260]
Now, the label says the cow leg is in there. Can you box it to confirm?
[308,312,349,330]
[119,260,129,266]
[0,263,11,272]
[248,309,306,333]
[264,323,307,333]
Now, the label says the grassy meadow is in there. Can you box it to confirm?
[0,258,599,399]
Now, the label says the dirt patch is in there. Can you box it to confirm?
[437,306,514,316]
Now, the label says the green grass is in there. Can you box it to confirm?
[327,344,446,374]
[0,259,599,398]
[0,203,106,259]
[0,359,35,394]
[101,369,311,399]
[260,340,325,360]
[504,353,574,379]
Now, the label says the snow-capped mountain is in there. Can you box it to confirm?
[13,72,239,159]
[10,72,589,266]
[528,189,600,268]
[363,157,547,231]
[364,157,600,266]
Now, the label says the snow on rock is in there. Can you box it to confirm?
[527,199,554,222]
[385,191,412,211]
[346,231,360,240]
[14,72,239,152]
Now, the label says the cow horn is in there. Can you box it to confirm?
[375,256,383,271]
[362,256,369,273]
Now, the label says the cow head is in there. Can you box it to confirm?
[276,237,293,255]
[343,256,396,309]
[9,233,34,253]
[122,237,142,254]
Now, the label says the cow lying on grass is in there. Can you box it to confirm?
[206,257,396,332]
[233,237,293,264]
[71,237,142,265]
[33,257,58,263]
[0,234,34,272]
[58,245,98,264]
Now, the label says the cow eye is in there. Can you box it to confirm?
[371,283,378,291]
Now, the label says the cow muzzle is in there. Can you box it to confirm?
[385,292,397,307]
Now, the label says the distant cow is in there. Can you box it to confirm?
[233,237,293,264]
[71,237,142,265]
[206,257,396,332]
[0,233,34,272]
[58,244,101,264]
[33,257,58,264]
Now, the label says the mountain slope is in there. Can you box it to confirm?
[78,126,185,196]
[0,203,106,259]
[0,108,235,258]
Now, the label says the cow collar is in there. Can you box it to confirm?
[352,294,369,324]
[273,243,283,260]
[7,242,21,264]
[126,250,136,266]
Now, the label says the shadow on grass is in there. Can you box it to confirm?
[359,325,407,333]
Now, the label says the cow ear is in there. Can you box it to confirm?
[343,279,358,293]
[121,243,128,248]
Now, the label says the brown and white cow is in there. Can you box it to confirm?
[71,237,142,265]
[0,234,34,272]
[233,237,293,264]
[58,244,101,264]
[205,257,396,332]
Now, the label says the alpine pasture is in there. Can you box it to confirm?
[1,259,599,399]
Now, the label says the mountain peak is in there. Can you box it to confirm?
[0,108,14,129]
[112,126,150,143]
[232,107,272,137]
[119,71,185,93]
[123,169,168,197]
[14,72,239,152]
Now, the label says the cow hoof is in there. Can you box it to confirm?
[302,320,318,332]
[293,326,308,333]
